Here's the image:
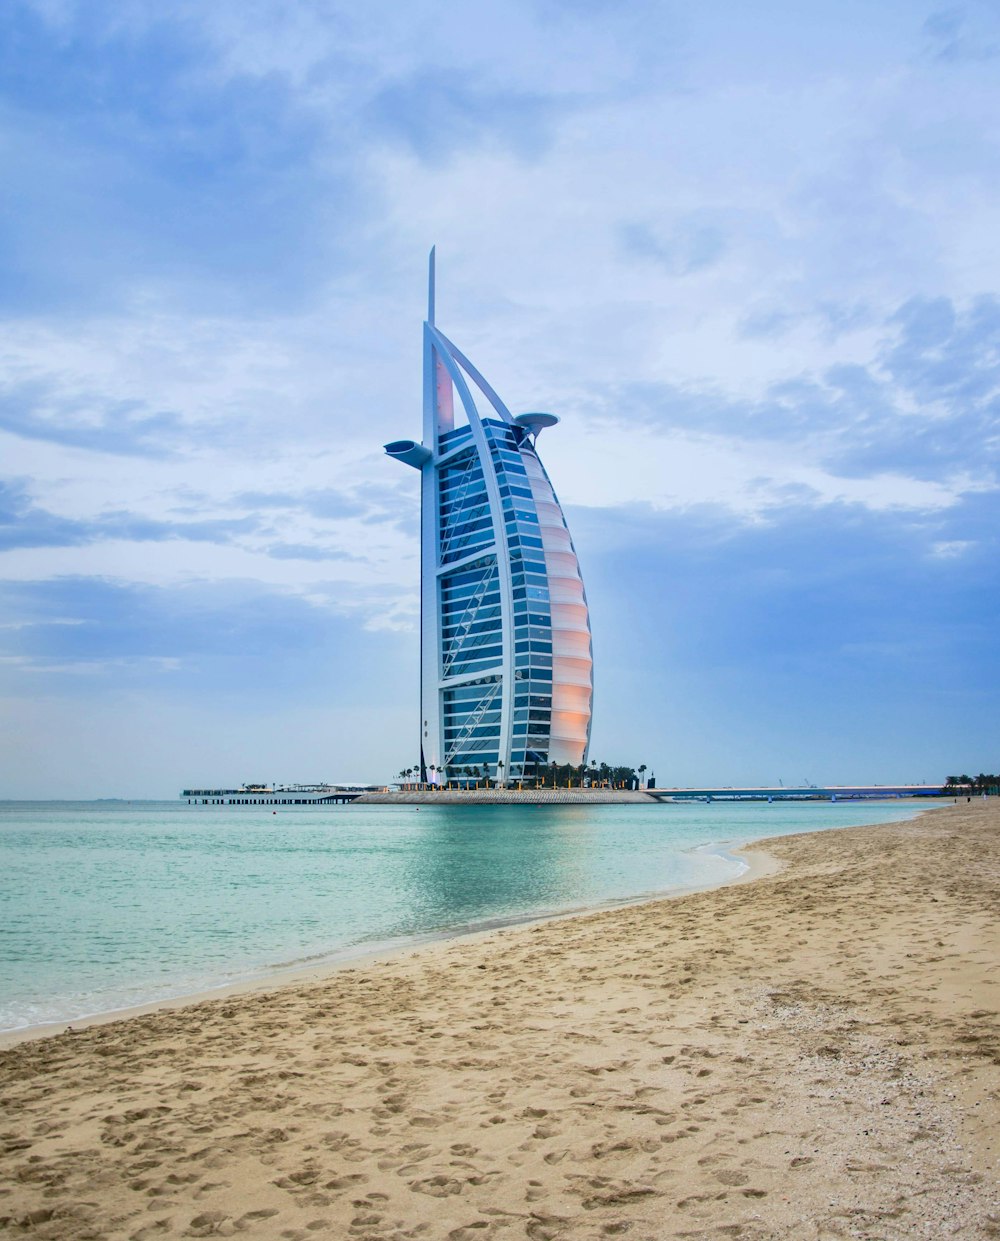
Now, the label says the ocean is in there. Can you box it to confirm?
[0,797,930,1033]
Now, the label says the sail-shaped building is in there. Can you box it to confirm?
[385,252,593,785]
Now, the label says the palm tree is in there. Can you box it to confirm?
[638,764,647,789]
[496,759,505,787]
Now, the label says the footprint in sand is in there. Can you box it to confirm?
[448,1223,498,1240]
[185,1210,231,1236]
[322,1174,367,1191]
[713,1170,748,1186]
[410,1174,464,1197]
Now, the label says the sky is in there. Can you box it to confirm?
[1,0,998,797]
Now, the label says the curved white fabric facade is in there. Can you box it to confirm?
[520,454,593,766]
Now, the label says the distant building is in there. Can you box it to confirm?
[385,252,593,785]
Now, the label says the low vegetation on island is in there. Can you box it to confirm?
[396,760,651,791]
[945,773,999,795]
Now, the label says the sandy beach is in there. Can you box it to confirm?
[1,800,997,1240]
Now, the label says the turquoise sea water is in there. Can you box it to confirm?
[0,798,930,1033]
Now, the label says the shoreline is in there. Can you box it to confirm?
[0,844,782,1049]
[1,799,996,1239]
[0,799,931,1045]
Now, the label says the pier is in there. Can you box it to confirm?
[181,785,381,806]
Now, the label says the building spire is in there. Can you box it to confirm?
[427,246,436,325]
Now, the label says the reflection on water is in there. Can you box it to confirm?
[397,808,596,931]
[0,798,926,1030]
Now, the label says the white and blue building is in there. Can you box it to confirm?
[386,253,593,785]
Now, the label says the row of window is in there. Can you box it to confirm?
[444,725,502,742]
[442,699,502,718]
[443,690,552,724]
[438,751,555,773]
[515,642,552,658]
[441,604,549,638]
[440,491,490,520]
[444,652,504,678]
[443,616,502,643]
[442,555,497,589]
[442,585,501,613]
[444,632,502,658]
[441,580,498,608]
[438,447,479,475]
[442,592,501,617]
[440,505,489,533]
[438,443,477,476]
[439,491,487,517]
[439,463,486,495]
[446,750,500,766]
[504,505,539,525]
[512,606,550,628]
[438,423,475,445]
[443,714,501,731]
[445,649,552,680]
[444,727,551,747]
[444,634,503,662]
[516,580,548,600]
[442,538,495,566]
[440,513,493,543]
[438,476,484,506]
[443,675,501,703]
[440,510,492,542]
[448,706,552,726]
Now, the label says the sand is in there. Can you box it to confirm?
[1,800,997,1240]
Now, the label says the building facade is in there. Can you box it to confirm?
[385,252,592,785]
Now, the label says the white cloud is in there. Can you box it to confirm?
[928,539,976,559]
[546,422,973,518]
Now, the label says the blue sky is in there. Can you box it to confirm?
[1,0,997,796]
